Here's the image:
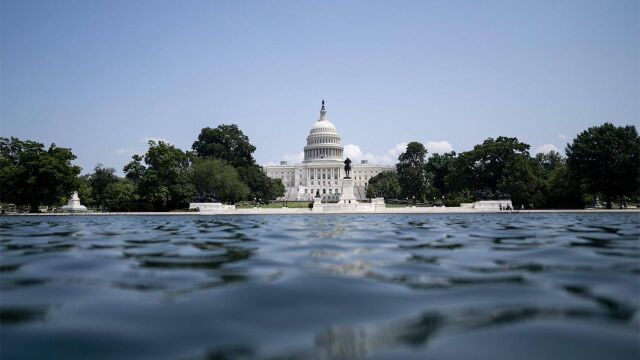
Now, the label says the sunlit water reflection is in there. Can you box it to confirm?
[1,213,638,359]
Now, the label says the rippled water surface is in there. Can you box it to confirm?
[1,213,639,359]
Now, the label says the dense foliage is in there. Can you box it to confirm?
[566,123,640,208]
[391,124,639,208]
[124,141,195,211]
[445,137,532,196]
[191,158,249,203]
[192,124,284,203]
[192,124,257,168]
[103,179,136,212]
[88,165,119,210]
[0,137,81,212]
[425,151,456,196]
[396,142,433,203]
[236,165,285,203]
[366,171,401,199]
[2,123,637,211]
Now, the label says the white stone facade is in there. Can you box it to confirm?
[264,102,394,201]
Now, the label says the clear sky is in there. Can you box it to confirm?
[1,0,638,173]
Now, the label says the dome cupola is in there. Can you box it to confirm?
[303,100,344,162]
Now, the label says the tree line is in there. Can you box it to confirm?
[0,125,285,212]
[1,122,638,212]
[366,123,639,209]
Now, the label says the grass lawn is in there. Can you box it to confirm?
[385,202,438,208]
[236,201,312,209]
[385,203,411,208]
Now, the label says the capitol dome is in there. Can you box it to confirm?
[303,101,344,162]
[310,115,337,133]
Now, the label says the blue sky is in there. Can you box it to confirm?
[1,0,638,173]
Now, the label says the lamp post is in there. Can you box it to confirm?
[441,195,445,207]
[406,197,409,207]
[412,196,415,206]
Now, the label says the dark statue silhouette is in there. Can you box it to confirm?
[344,158,352,179]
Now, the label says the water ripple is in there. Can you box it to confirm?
[0,213,638,359]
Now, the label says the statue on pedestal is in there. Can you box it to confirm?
[344,158,352,179]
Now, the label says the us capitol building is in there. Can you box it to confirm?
[264,101,394,201]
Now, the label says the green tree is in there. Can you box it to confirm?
[366,171,401,199]
[446,137,533,204]
[76,174,95,208]
[534,151,564,175]
[268,177,286,202]
[566,123,640,208]
[123,154,146,185]
[124,141,195,211]
[396,142,432,203]
[192,124,257,168]
[191,124,285,202]
[544,162,584,208]
[0,137,80,212]
[530,151,583,208]
[89,164,118,210]
[237,165,285,202]
[425,151,457,196]
[497,156,545,207]
[191,158,250,203]
[104,180,136,211]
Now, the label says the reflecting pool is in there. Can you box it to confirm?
[1,213,639,359]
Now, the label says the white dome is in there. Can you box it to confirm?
[303,101,344,163]
[310,118,337,133]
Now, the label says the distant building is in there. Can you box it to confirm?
[264,102,394,201]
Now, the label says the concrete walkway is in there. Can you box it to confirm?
[4,208,639,216]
